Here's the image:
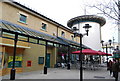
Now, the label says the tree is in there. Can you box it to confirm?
[89,0,120,22]
[89,0,120,44]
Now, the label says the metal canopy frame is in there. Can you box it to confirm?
[0,20,68,46]
[0,20,89,48]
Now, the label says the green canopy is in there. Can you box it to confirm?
[109,54,120,58]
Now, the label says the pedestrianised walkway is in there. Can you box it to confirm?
[1,67,115,81]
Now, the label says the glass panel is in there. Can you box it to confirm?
[9,25,23,33]
[19,28,31,36]
[39,40,46,45]
[38,57,44,64]
[47,42,53,46]
[2,32,15,39]
[59,45,63,47]
[16,27,27,34]
[54,43,60,47]
[29,38,38,43]
[27,30,37,37]
[18,35,28,41]
[54,43,57,47]
[70,45,73,47]
[3,23,15,31]
[2,23,11,30]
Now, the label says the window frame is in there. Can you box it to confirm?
[61,31,65,38]
[18,12,28,24]
[41,22,47,31]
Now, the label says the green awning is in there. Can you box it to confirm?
[110,54,120,58]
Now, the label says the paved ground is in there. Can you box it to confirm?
[1,67,116,80]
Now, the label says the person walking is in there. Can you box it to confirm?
[112,59,119,81]
[108,60,113,76]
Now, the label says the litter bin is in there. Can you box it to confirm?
[67,63,70,70]
[44,66,47,74]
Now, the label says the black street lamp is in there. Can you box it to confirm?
[10,33,18,80]
[72,24,91,81]
[101,39,112,69]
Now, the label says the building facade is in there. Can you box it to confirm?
[0,0,88,76]
[0,0,106,76]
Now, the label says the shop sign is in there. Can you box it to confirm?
[8,56,22,68]
[8,56,22,63]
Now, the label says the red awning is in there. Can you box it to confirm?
[98,51,112,56]
[106,53,112,56]
[97,51,106,55]
[72,49,100,55]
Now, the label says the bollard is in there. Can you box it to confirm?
[44,66,47,74]
[10,69,16,80]
[67,63,70,70]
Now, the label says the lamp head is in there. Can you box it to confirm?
[101,40,104,46]
[83,24,92,36]
[108,39,112,46]
[72,27,79,32]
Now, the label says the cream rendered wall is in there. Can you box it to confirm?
[2,3,80,43]
[22,44,45,72]
[2,3,58,36]
[0,2,2,20]
[72,22,101,51]
[47,47,57,68]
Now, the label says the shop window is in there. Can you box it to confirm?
[19,14,27,24]
[38,57,44,64]
[61,31,65,38]
[41,23,47,31]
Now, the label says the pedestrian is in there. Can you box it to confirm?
[108,60,113,76]
[112,59,119,81]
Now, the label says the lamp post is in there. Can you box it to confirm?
[72,24,91,81]
[10,33,18,80]
[101,39,112,69]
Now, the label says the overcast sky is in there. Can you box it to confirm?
[14,0,118,43]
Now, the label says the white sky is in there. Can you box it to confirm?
[14,0,118,43]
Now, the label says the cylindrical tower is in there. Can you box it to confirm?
[67,15,106,51]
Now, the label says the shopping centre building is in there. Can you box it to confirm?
[0,0,106,76]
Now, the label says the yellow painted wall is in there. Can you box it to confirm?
[22,43,45,72]
[2,2,80,43]
[47,46,57,68]
[0,37,29,48]
[2,3,58,36]
[0,2,2,19]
